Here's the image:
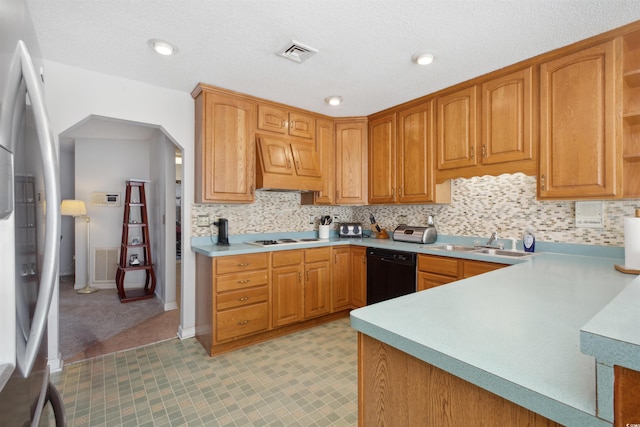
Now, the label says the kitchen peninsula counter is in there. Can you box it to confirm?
[350,252,638,426]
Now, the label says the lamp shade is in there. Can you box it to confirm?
[60,199,87,217]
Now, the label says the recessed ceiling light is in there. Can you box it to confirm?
[148,39,178,56]
[412,52,436,65]
[325,96,343,106]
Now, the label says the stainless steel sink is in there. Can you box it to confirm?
[473,248,532,257]
[431,244,477,252]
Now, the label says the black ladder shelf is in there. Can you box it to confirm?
[115,180,156,303]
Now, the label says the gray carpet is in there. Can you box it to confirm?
[58,276,164,360]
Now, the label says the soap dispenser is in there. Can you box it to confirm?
[523,228,535,253]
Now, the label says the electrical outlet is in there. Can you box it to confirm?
[309,215,314,224]
[333,215,339,223]
[196,215,210,227]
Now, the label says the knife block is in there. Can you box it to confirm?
[375,229,389,239]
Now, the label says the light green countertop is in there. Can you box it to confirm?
[192,232,639,426]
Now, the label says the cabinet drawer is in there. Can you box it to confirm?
[216,253,268,274]
[217,286,268,311]
[418,254,460,277]
[462,260,505,278]
[216,302,269,342]
[217,270,268,293]
[305,247,331,263]
[417,272,457,291]
[272,249,303,267]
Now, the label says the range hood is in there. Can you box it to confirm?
[256,134,323,192]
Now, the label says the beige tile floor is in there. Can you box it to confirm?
[47,318,358,426]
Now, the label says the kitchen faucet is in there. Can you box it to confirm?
[485,231,501,248]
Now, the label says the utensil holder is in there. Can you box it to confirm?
[319,225,331,239]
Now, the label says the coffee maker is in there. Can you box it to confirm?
[214,218,230,246]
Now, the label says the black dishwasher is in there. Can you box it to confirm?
[366,247,417,304]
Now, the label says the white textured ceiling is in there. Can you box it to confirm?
[26,0,640,117]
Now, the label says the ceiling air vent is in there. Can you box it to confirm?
[276,40,318,64]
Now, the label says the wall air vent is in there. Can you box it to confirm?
[276,40,318,63]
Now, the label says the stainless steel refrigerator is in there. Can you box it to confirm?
[0,0,65,425]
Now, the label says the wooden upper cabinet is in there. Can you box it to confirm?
[314,118,335,204]
[368,113,397,204]
[397,102,434,203]
[437,86,480,170]
[258,104,315,140]
[194,86,256,203]
[539,40,621,199]
[481,67,536,166]
[256,135,322,190]
[335,120,368,204]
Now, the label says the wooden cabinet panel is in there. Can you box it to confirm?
[437,86,480,170]
[368,113,396,204]
[194,88,256,203]
[397,102,434,203]
[257,136,295,175]
[417,272,456,291]
[290,142,321,177]
[216,286,268,311]
[462,260,505,278]
[335,120,368,204]
[539,40,621,199]
[305,118,335,205]
[481,67,535,165]
[272,249,303,267]
[418,254,460,277]
[216,270,268,293]
[257,104,315,139]
[332,247,351,311]
[289,112,316,139]
[216,302,268,342]
[304,260,331,318]
[272,264,304,327]
[351,247,367,307]
[216,252,268,274]
[305,247,331,263]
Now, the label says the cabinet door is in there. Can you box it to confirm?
[397,102,434,203]
[481,67,535,165]
[196,91,255,203]
[272,265,304,327]
[257,136,295,176]
[289,112,315,139]
[290,142,321,177]
[335,121,368,204]
[258,104,287,135]
[350,247,367,307]
[437,86,479,170]
[368,113,396,204]
[417,271,456,291]
[462,260,505,278]
[331,247,351,311]
[539,41,620,199]
[313,118,335,204]
[304,260,331,318]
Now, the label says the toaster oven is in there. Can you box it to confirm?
[339,222,363,238]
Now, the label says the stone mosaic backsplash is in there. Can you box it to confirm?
[192,173,640,247]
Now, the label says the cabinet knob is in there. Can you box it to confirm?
[237,279,250,284]
[287,159,292,169]
[238,296,249,301]
[470,146,475,160]
[237,320,250,325]
[482,144,487,158]
[298,272,302,282]
[237,262,249,267]
[540,174,546,191]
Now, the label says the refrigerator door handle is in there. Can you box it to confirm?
[9,41,60,378]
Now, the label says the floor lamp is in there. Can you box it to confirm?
[61,199,98,294]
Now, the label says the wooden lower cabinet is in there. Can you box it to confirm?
[417,253,505,290]
[331,247,352,311]
[351,247,367,307]
[359,333,561,426]
[272,250,304,327]
[304,248,332,318]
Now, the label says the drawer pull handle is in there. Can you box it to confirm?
[236,262,249,267]
[237,296,249,301]
[237,279,250,284]
[238,320,250,325]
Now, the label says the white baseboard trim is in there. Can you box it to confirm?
[164,301,178,311]
[178,325,195,339]
[48,355,63,373]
